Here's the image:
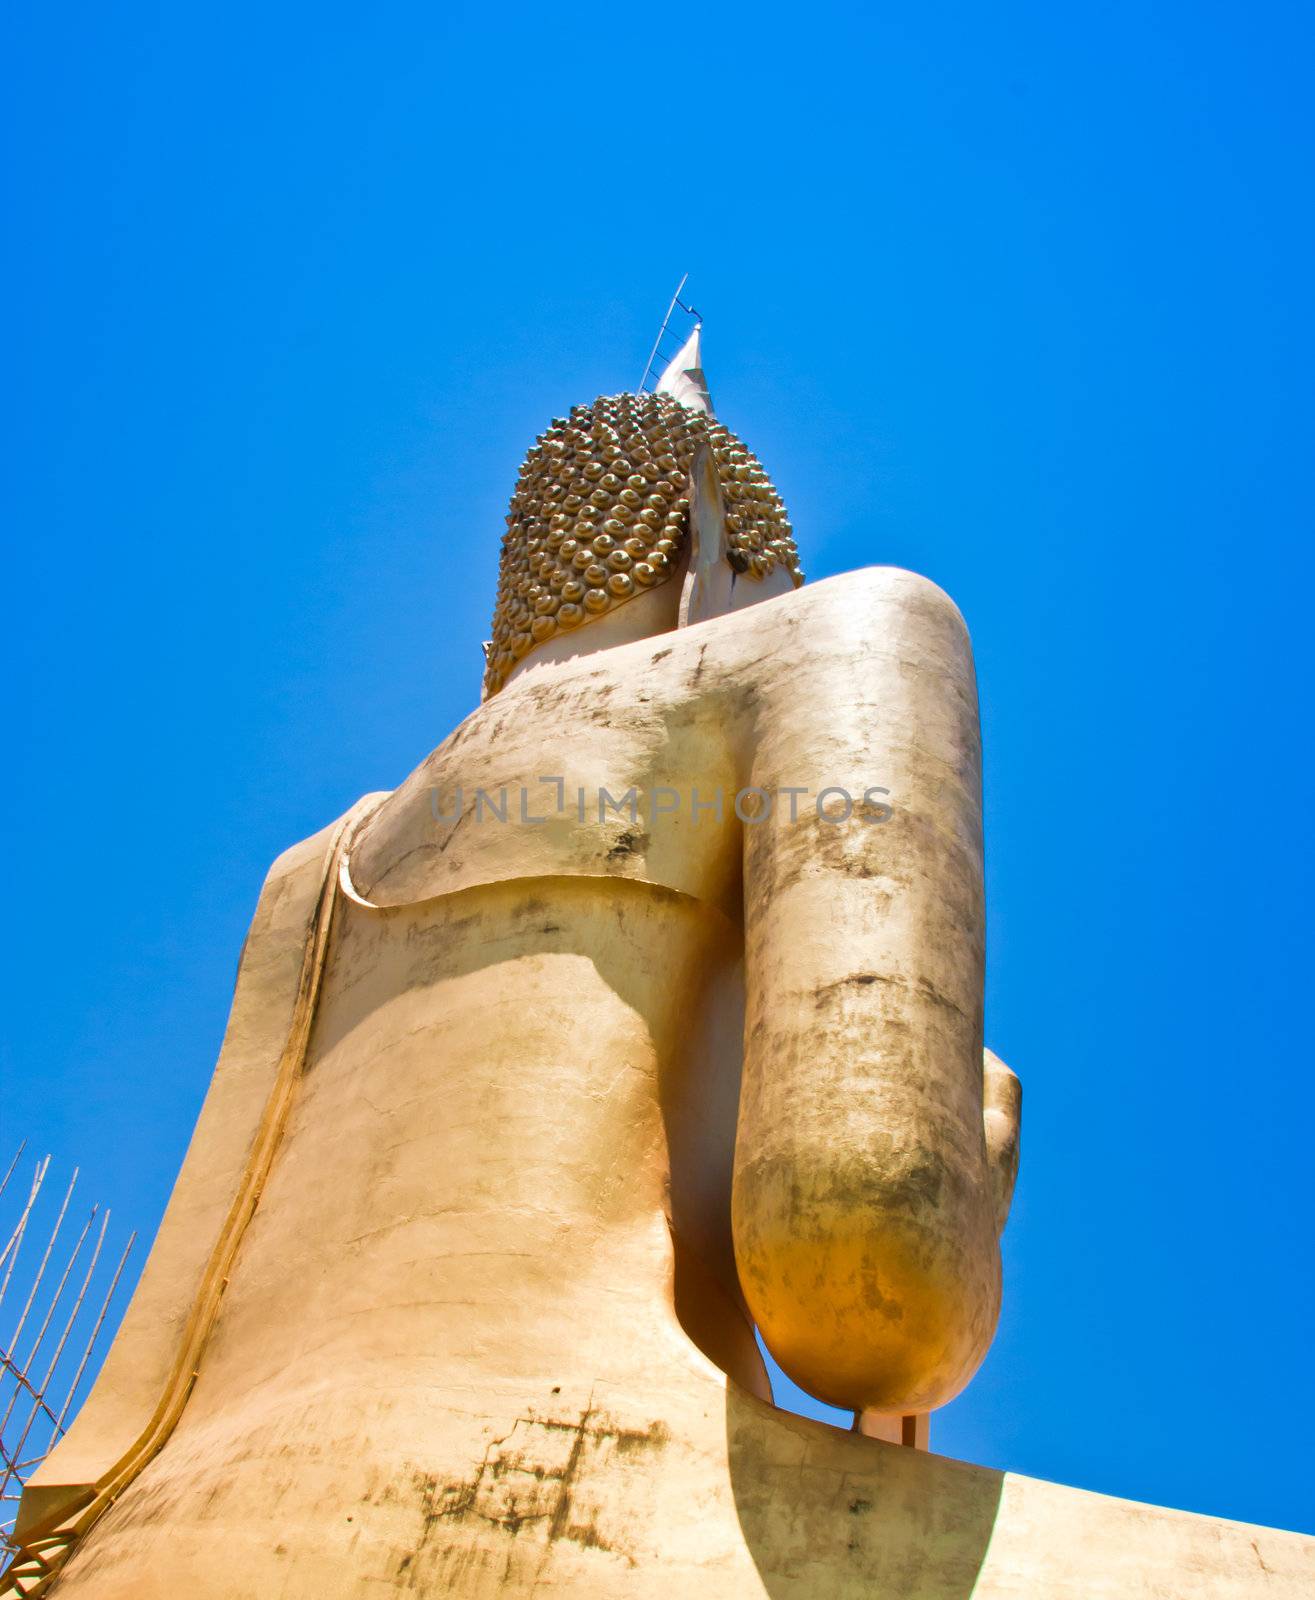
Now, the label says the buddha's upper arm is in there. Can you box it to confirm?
[737,566,981,951]
[729,569,993,1414]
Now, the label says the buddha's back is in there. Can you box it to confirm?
[29,571,1003,1596]
[35,598,770,1597]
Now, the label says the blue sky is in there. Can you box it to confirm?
[5,0,1313,1539]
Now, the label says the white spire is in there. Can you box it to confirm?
[655,325,714,416]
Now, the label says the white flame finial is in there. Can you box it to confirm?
[655,325,714,416]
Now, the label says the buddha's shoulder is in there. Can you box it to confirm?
[585,565,970,691]
[702,565,971,687]
[727,564,966,638]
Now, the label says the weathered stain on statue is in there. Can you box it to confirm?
[389,1409,669,1588]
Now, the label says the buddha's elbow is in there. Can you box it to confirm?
[732,1182,1002,1415]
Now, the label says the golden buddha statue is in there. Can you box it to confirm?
[7,332,1310,1598]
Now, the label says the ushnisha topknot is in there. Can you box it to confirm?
[483,390,803,698]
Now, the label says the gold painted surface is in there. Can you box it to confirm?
[7,567,1311,1595]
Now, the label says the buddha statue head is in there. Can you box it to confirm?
[482,328,805,699]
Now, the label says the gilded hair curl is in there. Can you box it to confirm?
[484,391,802,698]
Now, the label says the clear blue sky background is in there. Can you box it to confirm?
[5,0,1312,1539]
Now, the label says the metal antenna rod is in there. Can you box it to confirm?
[637,273,693,395]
